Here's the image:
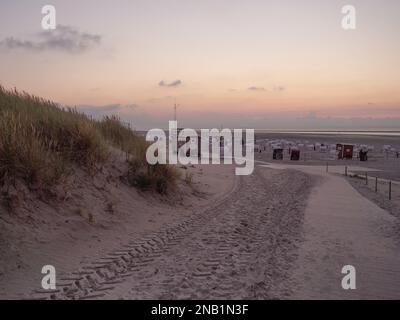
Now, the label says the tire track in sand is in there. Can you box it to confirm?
[33,168,313,300]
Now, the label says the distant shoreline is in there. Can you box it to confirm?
[254,130,400,137]
[137,129,400,137]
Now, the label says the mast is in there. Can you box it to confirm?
[174,99,179,122]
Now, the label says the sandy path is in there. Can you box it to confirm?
[32,168,313,300]
[259,162,400,299]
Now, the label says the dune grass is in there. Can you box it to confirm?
[97,115,180,194]
[0,86,178,194]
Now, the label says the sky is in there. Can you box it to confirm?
[0,0,399,130]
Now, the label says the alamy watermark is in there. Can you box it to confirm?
[146,121,255,176]
[40,4,355,31]
[41,265,56,290]
[342,5,356,30]
[341,265,356,290]
[41,5,56,30]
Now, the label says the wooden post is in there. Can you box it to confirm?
[375,177,378,193]
[389,181,392,200]
[345,166,348,176]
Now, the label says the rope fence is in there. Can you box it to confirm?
[340,164,399,201]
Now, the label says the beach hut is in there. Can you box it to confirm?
[306,144,314,151]
[383,145,391,152]
[336,144,343,159]
[343,145,354,159]
[273,148,284,160]
[328,149,337,160]
[359,149,368,161]
[290,148,300,161]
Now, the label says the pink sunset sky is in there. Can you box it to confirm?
[0,0,399,129]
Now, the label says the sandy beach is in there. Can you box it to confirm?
[1,131,400,300]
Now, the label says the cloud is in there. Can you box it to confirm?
[248,86,266,91]
[273,85,285,92]
[248,85,285,92]
[124,104,139,110]
[0,25,101,54]
[75,103,139,118]
[158,80,182,87]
